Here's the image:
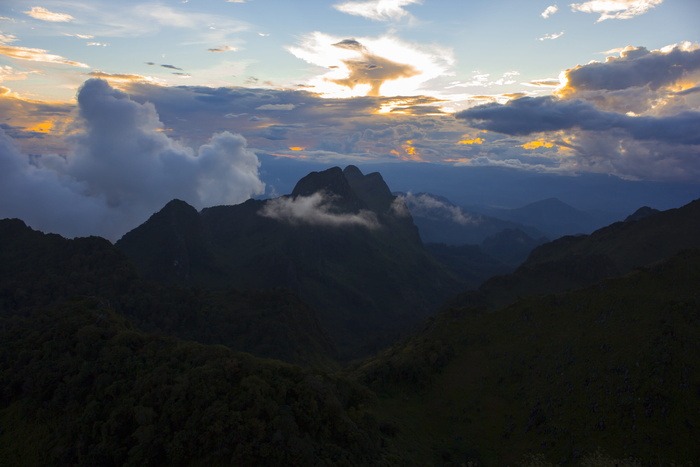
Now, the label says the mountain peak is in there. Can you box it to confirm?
[291,166,352,198]
[342,164,364,181]
[625,206,660,222]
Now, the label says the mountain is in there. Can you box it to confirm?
[446,198,700,311]
[353,248,700,465]
[116,166,463,358]
[0,218,336,367]
[3,178,700,465]
[398,191,546,245]
[625,205,660,222]
[472,197,620,239]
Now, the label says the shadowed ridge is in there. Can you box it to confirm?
[625,205,660,222]
[115,199,215,284]
[444,197,700,312]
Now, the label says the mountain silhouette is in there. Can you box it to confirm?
[0,218,335,366]
[117,165,462,358]
[473,197,619,238]
[446,197,700,311]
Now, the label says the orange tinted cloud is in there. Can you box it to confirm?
[27,121,54,133]
[24,6,74,22]
[0,44,89,68]
[88,71,153,82]
[458,137,483,145]
[521,140,554,149]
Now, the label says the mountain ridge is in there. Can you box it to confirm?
[116,165,463,358]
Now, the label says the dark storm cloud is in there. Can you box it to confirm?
[456,96,700,145]
[560,45,700,95]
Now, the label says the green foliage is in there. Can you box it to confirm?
[356,249,700,465]
[0,298,389,466]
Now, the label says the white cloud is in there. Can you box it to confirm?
[0,44,89,68]
[65,33,95,39]
[538,31,564,41]
[260,191,380,229]
[0,31,18,43]
[0,78,264,240]
[287,32,454,97]
[399,192,477,225]
[24,6,74,23]
[333,0,421,22]
[570,0,663,22]
[541,5,559,18]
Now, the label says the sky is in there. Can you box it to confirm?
[1,0,700,240]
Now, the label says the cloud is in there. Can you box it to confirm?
[208,45,237,52]
[0,126,116,239]
[88,71,155,83]
[541,5,558,18]
[24,6,74,23]
[398,192,477,225]
[523,78,561,87]
[0,44,89,68]
[259,191,380,229]
[570,0,663,22]
[256,103,296,110]
[456,95,700,144]
[65,33,94,39]
[0,32,18,43]
[333,0,421,22]
[449,43,700,182]
[555,43,700,115]
[559,44,700,96]
[455,94,700,181]
[287,32,454,97]
[538,32,564,41]
[0,78,264,240]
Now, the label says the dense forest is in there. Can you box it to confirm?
[2,167,700,465]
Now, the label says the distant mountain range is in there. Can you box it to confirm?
[470,197,621,238]
[2,164,699,465]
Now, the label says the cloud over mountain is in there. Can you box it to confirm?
[398,192,477,226]
[0,79,264,240]
[259,191,380,229]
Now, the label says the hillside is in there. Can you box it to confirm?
[0,298,390,466]
[353,248,700,464]
[0,218,336,367]
[447,197,700,311]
